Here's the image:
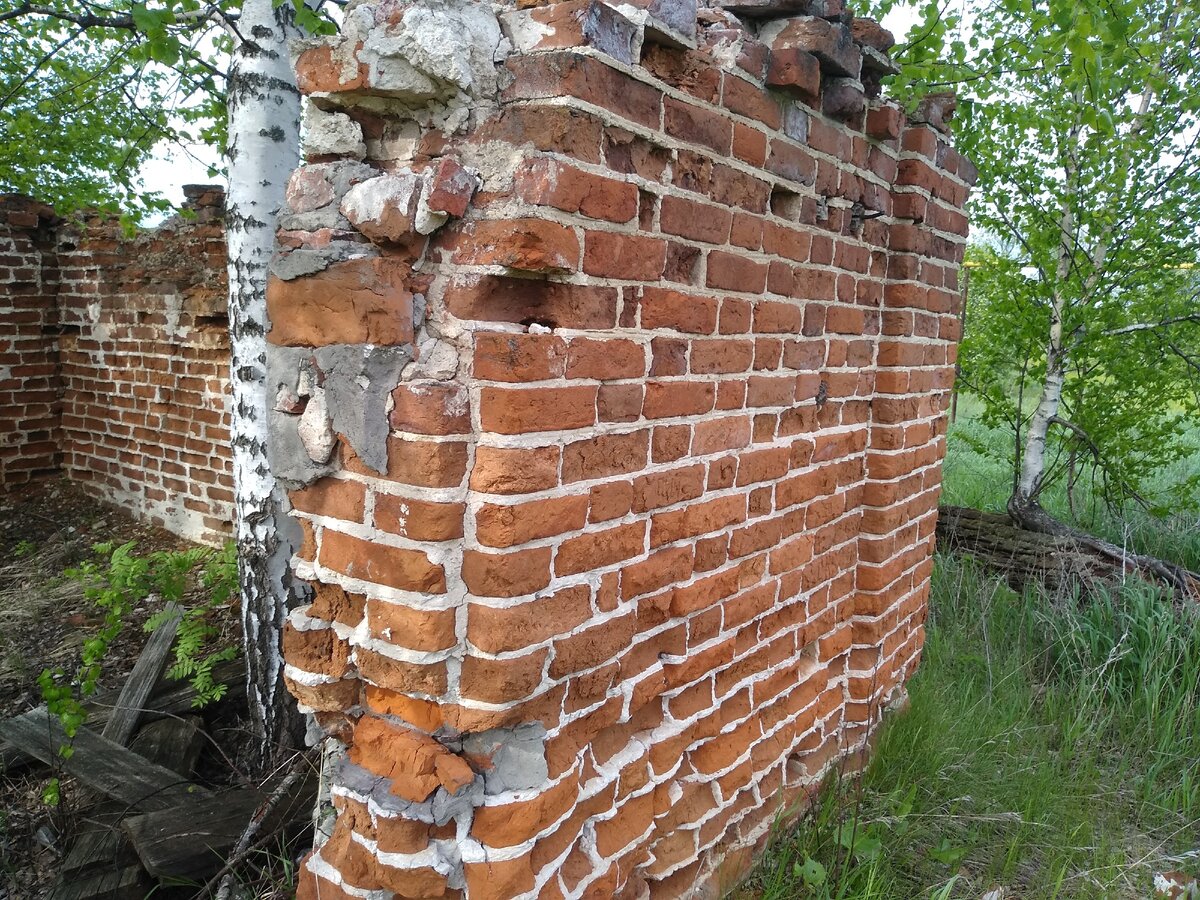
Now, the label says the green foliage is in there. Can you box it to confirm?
[147,540,240,707]
[39,539,239,773]
[747,553,1200,898]
[0,0,337,219]
[870,0,1200,512]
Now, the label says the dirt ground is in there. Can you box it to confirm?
[0,478,282,899]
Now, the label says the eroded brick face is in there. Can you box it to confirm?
[279,1,972,897]
[0,188,233,545]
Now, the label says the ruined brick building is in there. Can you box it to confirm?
[0,0,971,896]
[0,187,233,545]
[270,0,971,897]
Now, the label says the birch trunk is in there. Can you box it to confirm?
[1010,99,1083,518]
[225,0,304,766]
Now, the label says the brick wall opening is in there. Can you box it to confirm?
[273,1,973,898]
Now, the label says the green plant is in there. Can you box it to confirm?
[147,541,240,707]
[39,540,240,762]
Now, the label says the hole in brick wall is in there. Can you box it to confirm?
[192,313,229,333]
[638,189,657,231]
[770,188,804,221]
[797,640,819,678]
[59,240,76,251]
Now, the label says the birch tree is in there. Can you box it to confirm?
[880,0,1200,530]
[1,0,332,763]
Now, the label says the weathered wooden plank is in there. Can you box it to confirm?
[129,715,205,779]
[0,657,244,774]
[60,816,133,877]
[0,709,209,812]
[101,602,183,746]
[58,717,207,879]
[46,863,147,900]
[123,774,317,881]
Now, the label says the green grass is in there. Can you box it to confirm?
[744,408,1200,898]
[745,557,1200,900]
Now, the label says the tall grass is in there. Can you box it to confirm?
[744,555,1200,899]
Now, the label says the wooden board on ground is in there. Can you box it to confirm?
[123,772,318,881]
[100,601,183,746]
[45,864,148,900]
[50,716,210,899]
[0,657,244,774]
[0,708,210,812]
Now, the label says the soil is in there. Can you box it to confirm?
[0,478,304,899]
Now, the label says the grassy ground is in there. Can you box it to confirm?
[743,410,1200,899]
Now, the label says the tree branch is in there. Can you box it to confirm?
[1102,312,1200,337]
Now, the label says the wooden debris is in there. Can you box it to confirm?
[0,657,244,774]
[124,769,317,881]
[46,865,147,900]
[936,504,1200,600]
[0,708,209,812]
[55,716,207,889]
[100,601,183,746]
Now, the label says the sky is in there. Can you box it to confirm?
[136,6,926,213]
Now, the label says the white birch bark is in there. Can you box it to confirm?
[225,0,304,763]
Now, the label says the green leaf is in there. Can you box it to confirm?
[793,856,826,887]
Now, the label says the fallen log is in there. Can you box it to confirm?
[936,505,1200,602]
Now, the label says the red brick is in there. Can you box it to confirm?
[639,287,718,334]
[566,337,646,380]
[643,380,715,419]
[632,464,706,513]
[706,250,768,293]
[444,275,617,330]
[462,547,553,598]
[659,196,732,245]
[651,494,747,547]
[266,258,412,347]
[504,52,663,131]
[374,495,464,541]
[476,495,589,548]
[468,586,593,654]
[455,218,580,273]
[561,429,650,483]
[584,231,668,280]
[320,530,446,593]
[555,521,646,576]
[389,381,470,434]
[664,96,733,154]
[515,157,638,223]
[549,613,637,678]
[480,386,597,434]
[471,444,560,494]
[461,650,548,703]
[290,478,365,523]
[474,332,567,382]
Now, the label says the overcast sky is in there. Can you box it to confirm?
[137,6,925,212]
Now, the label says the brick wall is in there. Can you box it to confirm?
[0,195,61,487]
[0,188,234,545]
[273,1,973,897]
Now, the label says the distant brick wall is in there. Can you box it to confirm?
[275,1,972,898]
[0,196,61,487]
[0,188,233,545]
